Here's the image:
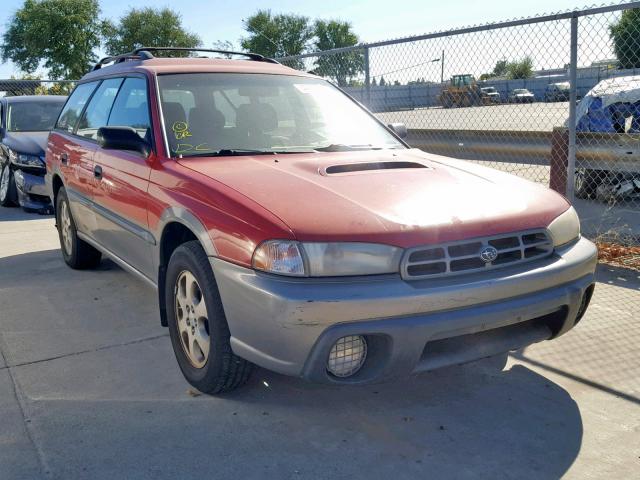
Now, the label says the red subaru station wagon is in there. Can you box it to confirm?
[46,48,597,394]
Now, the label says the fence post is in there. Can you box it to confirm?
[550,127,569,194]
[566,13,579,200]
[364,47,371,108]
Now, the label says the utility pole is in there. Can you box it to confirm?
[441,49,445,84]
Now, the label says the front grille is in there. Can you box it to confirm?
[401,230,553,280]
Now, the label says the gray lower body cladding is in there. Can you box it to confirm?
[211,237,597,384]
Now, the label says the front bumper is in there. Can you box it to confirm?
[212,237,597,384]
[14,169,51,211]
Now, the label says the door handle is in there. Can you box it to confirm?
[60,152,68,165]
[94,165,102,179]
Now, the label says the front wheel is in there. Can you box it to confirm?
[0,164,17,207]
[165,241,253,394]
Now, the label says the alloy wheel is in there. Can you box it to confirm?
[174,270,211,368]
[59,200,73,255]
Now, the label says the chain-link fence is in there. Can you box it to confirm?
[279,3,640,266]
[0,79,75,97]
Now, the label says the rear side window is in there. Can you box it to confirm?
[76,78,123,140]
[108,77,151,139]
[56,81,99,133]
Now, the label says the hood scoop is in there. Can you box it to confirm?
[324,161,429,175]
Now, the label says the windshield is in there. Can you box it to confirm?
[7,101,64,132]
[157,73,404,157]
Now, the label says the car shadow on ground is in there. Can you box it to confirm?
[0,205,52,222]
[192,358,584,478]
[0,248,584,479]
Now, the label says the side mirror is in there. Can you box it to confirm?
[97,126,150,156]
[387,122,407,139]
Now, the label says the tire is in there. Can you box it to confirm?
[575,168,600,199]
[56,187,102,269]
[165,241,252,394]
[0,164,17,207]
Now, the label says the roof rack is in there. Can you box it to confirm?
[93,47,279,70]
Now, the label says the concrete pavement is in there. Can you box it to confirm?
[0,206,638,479]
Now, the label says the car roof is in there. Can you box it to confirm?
[1,95,67,104]
[80,57,314,82]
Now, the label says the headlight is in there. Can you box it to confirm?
[8,149,44,168]
[252,240,403,277]
[547,206,580,247]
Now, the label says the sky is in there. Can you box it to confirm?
[0,0,622,79]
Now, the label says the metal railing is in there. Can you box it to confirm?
[279,2,640,250]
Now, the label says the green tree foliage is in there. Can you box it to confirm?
[241,10,313,60]
[313,20,363,87]
[1,0,103,80]
[610,8,640,69]
[102,7,200,56]
[480,60,509,81]
[506,57,534,79]
[492,60,508,77]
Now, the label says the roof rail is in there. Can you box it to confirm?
[92,47,279,70]
[93,50,154,71]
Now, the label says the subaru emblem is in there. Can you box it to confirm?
[480,246,499,263]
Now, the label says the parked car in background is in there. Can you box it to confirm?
[480,86,501,103]
[574,75,640,201]
[544,82,571,102]
[509,88,535,103]
[0,95,67,211]
[47,47,596,394]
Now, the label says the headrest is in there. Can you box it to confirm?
[236,103,277,132]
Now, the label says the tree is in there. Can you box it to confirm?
[102,7,200,57]
[379,76,386,86]
[241,10,313,60]
[610,8,640,69]
[492,59,509,77]
[313,20,363,87]
[506,57,534,79]
[1,0,103,80]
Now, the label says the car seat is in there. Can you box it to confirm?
[235,102,278,149]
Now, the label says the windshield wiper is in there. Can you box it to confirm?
[180,149,277,158]
[180,148,322,158]
[313,144,388,152]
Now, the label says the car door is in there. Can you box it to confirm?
[49,81,100,234]
[92,76,155,279]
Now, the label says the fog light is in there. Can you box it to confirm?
[327,335,367,378]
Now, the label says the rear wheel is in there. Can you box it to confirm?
[166,241,252,394]
[0,164,17,207]
[56,187,102,269]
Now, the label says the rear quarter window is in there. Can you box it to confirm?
[56,81,99,133]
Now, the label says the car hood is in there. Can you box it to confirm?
[178,149,569,247]
[2,131,48,157]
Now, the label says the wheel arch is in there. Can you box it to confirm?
[51,173,64,215]
[155,208,218,327]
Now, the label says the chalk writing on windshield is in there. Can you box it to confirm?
[172,121,192,140]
